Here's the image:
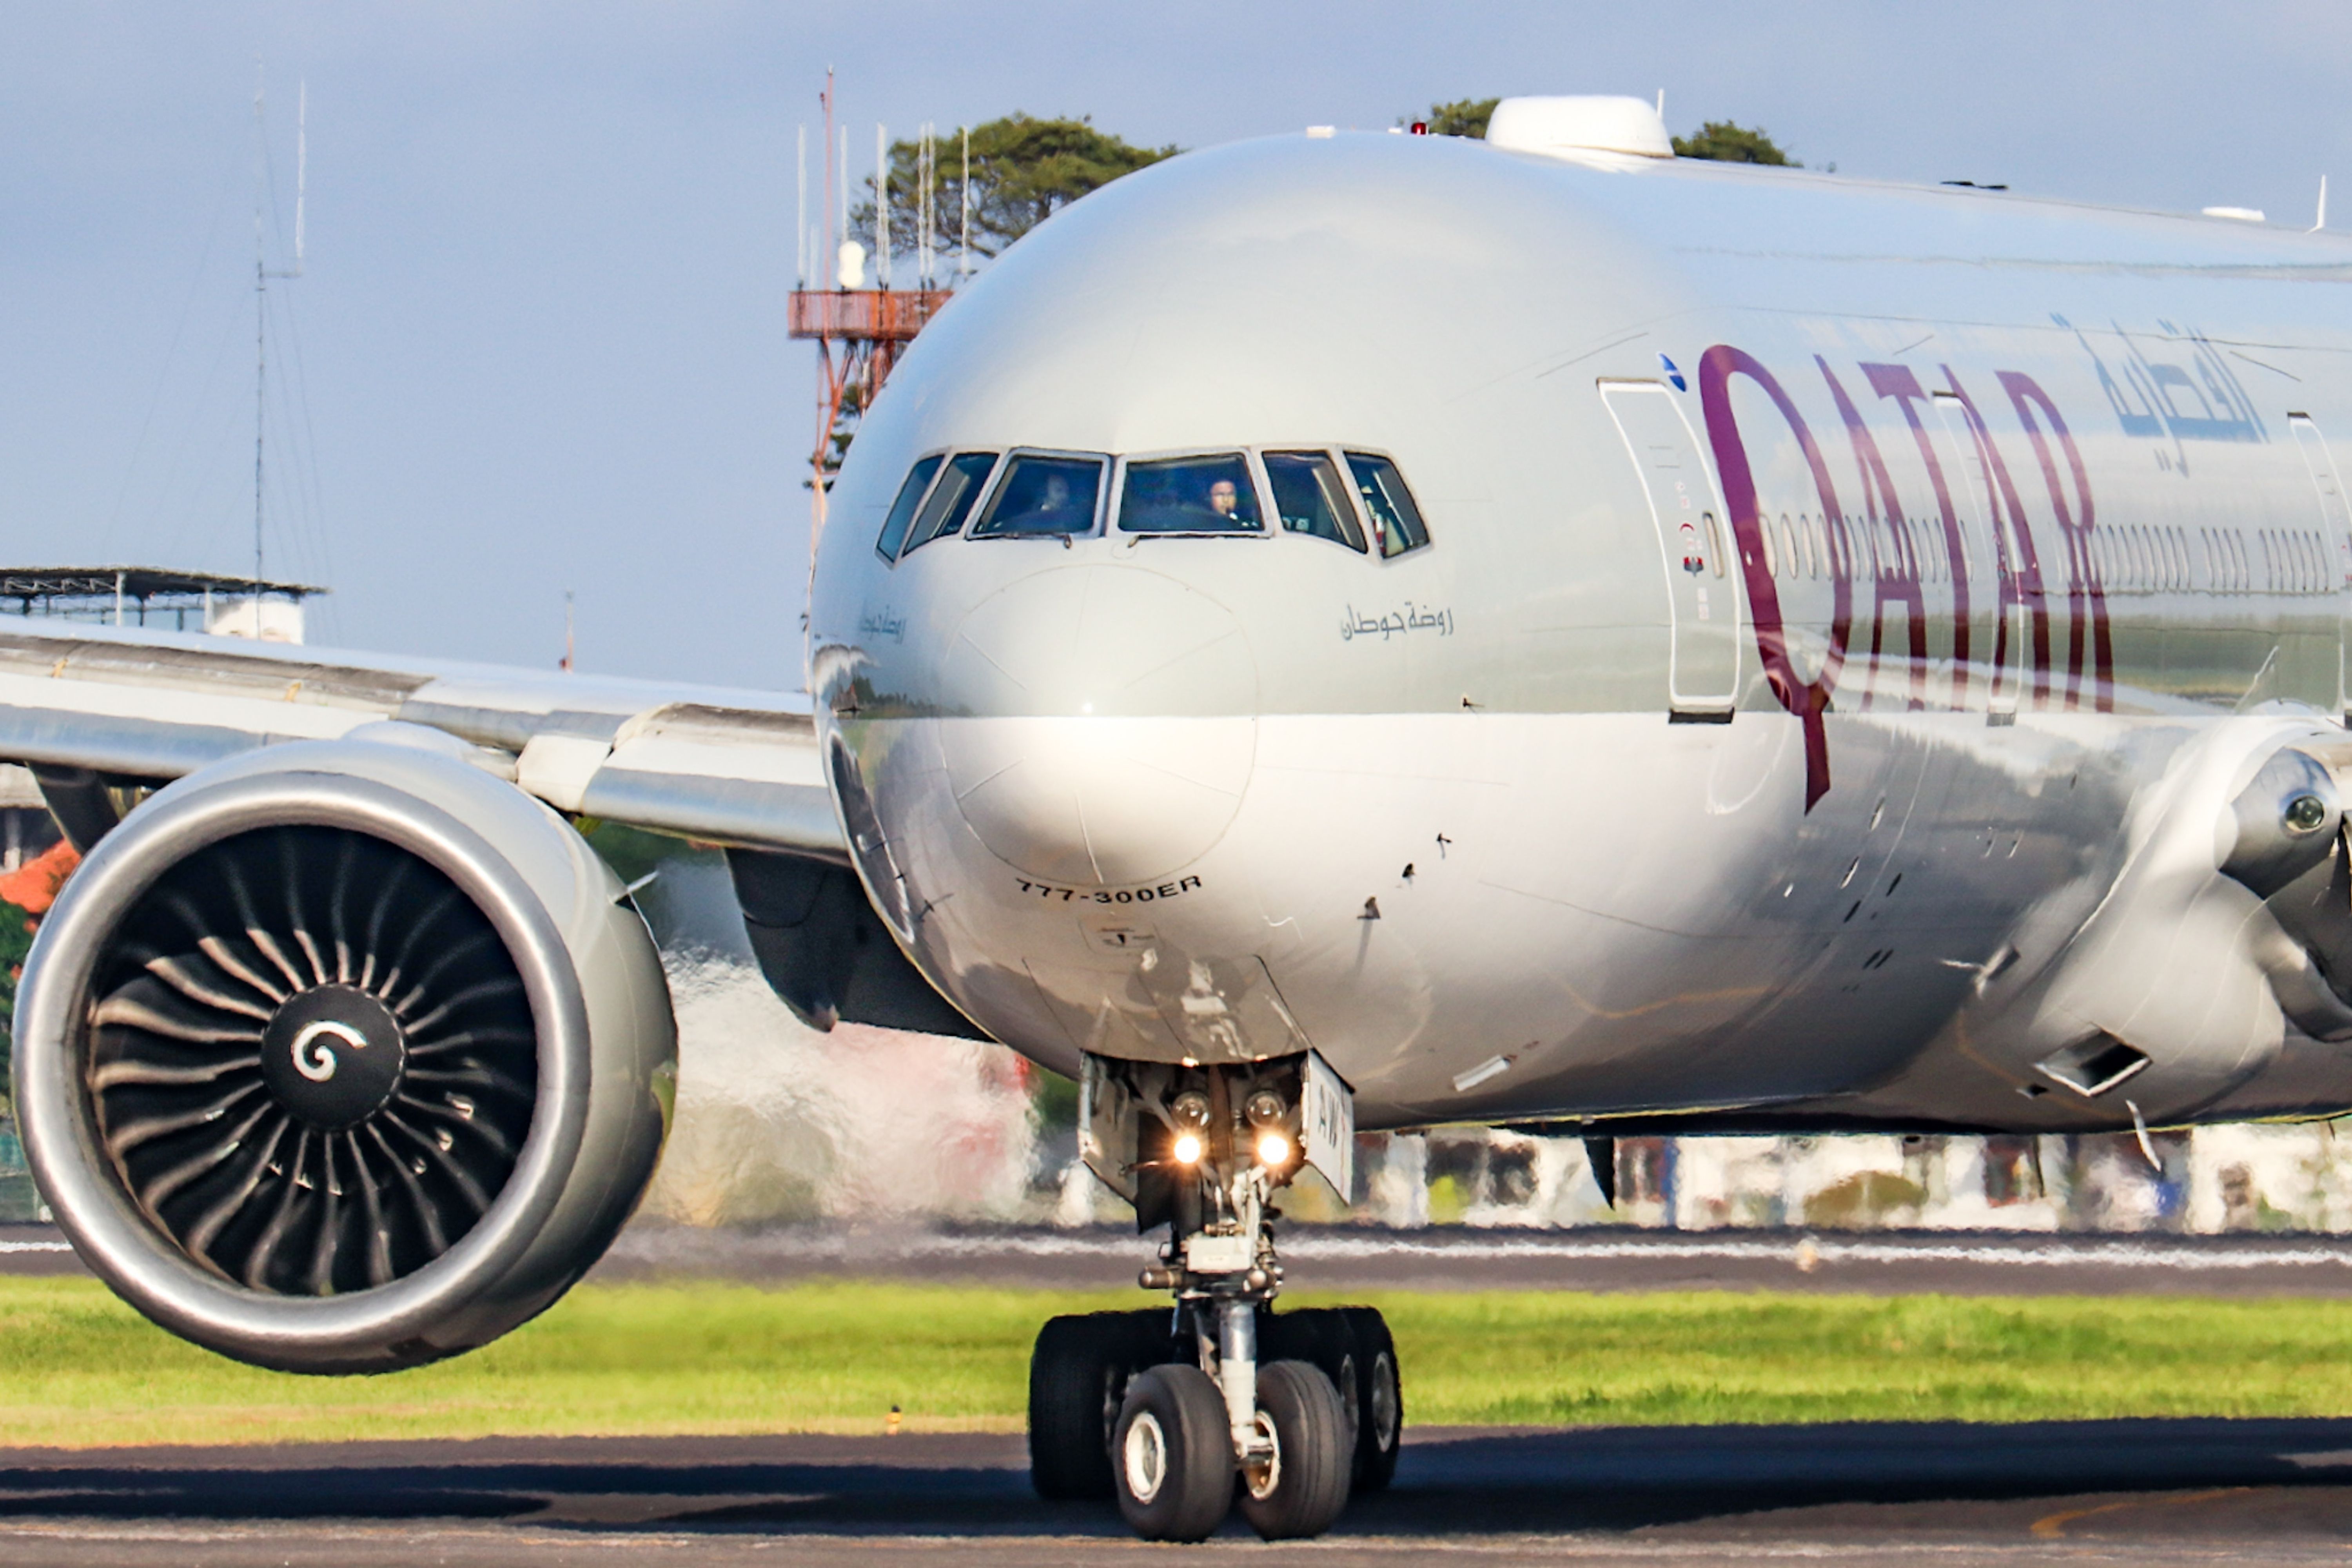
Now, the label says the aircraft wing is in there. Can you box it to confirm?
[0,621,843,859]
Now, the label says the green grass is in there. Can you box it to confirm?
[7,1277,2352,1449]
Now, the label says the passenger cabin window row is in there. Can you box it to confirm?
[874,446,1431,563]
[1759,512,1968,586]
[2095,524,2192,594]
[2256,527,2335,595]
[1743,510,2339,599]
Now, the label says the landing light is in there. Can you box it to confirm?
[1256,1131,1292,1167]
[2286,793,2331,834]
[1172,1132,1204,1165]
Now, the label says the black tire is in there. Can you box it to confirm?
[1113,1363,1237,1542]
[1341,1306,1403,1492]
[1264,1308,1361,1455]
[1030,1313,1151,1500]
[1236,1359,1352,1540]
[1122,1305,1184,1368]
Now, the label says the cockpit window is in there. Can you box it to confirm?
[1118,453,1261,534]
[1265,451,1365,552]
[971,453,1105,537]
[902,451,998,553]
[876,454,944,561]
[1346,453,1429,558]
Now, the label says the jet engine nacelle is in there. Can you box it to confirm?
[14,728,676,1373]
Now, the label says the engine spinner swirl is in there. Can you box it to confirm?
[258,986,408,1131]
[85,825,538,1298]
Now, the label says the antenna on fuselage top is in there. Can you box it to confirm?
[2314,174,2329,233]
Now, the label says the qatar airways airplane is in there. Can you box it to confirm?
[11,92,2352,1540]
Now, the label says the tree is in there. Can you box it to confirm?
[1419,98,1499,138]
[857,114,1180,265]
[1671,120,1798,166]
[1410,100,1798,167]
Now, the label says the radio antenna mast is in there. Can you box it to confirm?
[252,70,305,613]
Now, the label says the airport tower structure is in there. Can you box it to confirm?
[789,285,950,543]
[788,81,958,546]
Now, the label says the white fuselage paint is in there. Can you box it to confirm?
[806,131,2352,1135]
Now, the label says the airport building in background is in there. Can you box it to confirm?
[0,566,321,642]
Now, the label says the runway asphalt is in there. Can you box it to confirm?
[7,1421,2352,1564]
[15,1221,2352,1561]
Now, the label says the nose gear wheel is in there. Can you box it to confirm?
[86,825,537,1297]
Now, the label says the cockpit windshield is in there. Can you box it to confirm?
[1118,453,1261,533]
[1347,452,1429,558]
[902,451,999,554]
[875,454,944,561]
[971,454,1104,537]
[1264,451,1365,552]
[873,443,1428,561]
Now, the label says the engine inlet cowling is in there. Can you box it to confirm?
[16,733,676,1373]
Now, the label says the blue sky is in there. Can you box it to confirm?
[4,2,2348,688]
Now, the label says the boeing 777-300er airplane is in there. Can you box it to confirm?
[15,92,2352,1538]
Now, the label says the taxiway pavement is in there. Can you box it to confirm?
[6,1421,2352,1564]
[20,1217,2352,1295]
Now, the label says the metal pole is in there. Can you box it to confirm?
[876,122,889,291]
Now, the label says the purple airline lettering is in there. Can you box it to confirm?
[1997,371,2112,713]
[1860,363,1973,706]
[1698,345,1850,811]
[1818,358,1927,711]
[1938,370,2053,710]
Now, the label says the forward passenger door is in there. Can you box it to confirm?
[1601,382,1741,716]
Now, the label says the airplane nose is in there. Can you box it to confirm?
[936,565,1256,888]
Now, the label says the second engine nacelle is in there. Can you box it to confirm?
[14,728,676,1373]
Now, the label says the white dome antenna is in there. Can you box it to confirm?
[1487,96,1673,160]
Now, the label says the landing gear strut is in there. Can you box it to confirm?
[1029,1051,1395,1542]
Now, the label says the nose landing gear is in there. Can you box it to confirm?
[1029,1051,1394,1542]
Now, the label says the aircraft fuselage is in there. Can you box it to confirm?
[808,131,2352,1136]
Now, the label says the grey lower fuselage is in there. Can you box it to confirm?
[806,129,2352,1137]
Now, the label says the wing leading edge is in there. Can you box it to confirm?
[0,623,844,860]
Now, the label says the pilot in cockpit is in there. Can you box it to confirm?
[1207,478,1242,521]
[1026,473,1085,533]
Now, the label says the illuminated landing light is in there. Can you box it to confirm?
[1172,1132,1203,1165]
[1256,1132,1292,1168]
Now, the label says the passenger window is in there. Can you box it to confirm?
[1346,453,1429,558]
[1264,451,1364,551]
[902,452,999,553]
[876,454,945,561]
[1119,453,1261,533]
[971,453,1105,537]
